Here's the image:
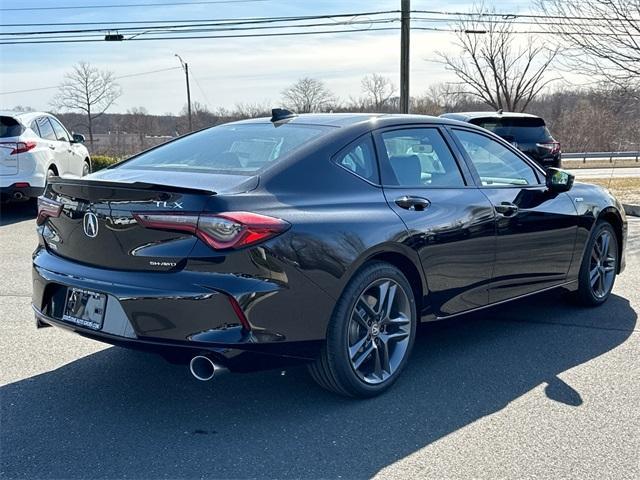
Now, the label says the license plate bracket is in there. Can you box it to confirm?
[63,288,107,330]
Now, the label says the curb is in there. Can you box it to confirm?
[623,204,640,217]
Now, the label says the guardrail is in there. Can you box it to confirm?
[563,151,640,162]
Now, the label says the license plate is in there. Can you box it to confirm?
[63,288,107,330]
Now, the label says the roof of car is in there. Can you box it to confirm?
[232,112,468,128]
[0,110,52,123]
[440,111,542,122]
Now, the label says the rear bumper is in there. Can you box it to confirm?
[32,247,323,370]
[0,183,43,201]
[535,155,561,169]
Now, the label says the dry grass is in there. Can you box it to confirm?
[578,177,640,205]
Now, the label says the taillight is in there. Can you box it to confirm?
[537,142,561,155]
[0,141,36,155]
[133,211,290,250]
[37,196,63,225]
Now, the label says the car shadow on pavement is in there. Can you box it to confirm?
[1,291,636,479]
[0,202,36,227]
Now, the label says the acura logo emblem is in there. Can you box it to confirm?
[83,212,99,238]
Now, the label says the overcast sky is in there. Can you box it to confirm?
[0,0,543,115]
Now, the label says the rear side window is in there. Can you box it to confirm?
[120,123,334,174]
[0,116,25,138]
[379,128,465,187]
[30,121,41,137]
[334,135,378,183]
[471,117,552,143]
[36,117,57,141]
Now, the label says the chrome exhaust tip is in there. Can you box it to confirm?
[13,191,24,200]
[189,355,228,381]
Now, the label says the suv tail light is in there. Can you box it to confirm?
[537,142,561,155]
[0,141,37,155]
[133,211,290,250]
[37,196,63,225]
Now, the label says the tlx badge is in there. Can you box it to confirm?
[155,201,183,209]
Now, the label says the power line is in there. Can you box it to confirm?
[0,27,398,45]
[412,16,634,28]
[412,9,640,23]
[0,0,272,12]
[0,66,182,95]
[412,26,640,37]
[0,16,398,37]
[0,11,399,28]
[187,67,212,107]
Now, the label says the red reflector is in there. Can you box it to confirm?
[227,295,251,331]
[14,182,30,188]
[36,196,63,225]
[133,211,290,250]
[0,141,37,155]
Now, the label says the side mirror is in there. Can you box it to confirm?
[546,167,574,193]
[72,133,85,144]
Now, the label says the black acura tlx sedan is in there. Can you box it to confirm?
[32,110,627,397]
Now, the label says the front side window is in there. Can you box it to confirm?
[380,128,465,187]
[120,123,334,175]
[335,135,378,183]
[452,129,539,186]
[36,117,57,141]
[49,117,71,142]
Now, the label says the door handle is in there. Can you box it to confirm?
[395,196,430,211]
[494,202,519,217]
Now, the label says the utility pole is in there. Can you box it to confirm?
[400,0,410,114]
[175,54,192,131]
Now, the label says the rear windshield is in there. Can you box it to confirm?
[0,116,25,138]
[471,117,552,143]
[119,123,334,174]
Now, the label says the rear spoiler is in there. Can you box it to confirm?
[47,177,217,196]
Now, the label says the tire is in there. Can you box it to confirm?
[46,167,56,184]
[82,160,91,176]
[308,261,417,398]
[575,221,618,306]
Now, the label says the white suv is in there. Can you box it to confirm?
[0,111,91,202]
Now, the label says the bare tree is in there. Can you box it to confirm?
[360,74,397,111]
[178,101,217,132]
[11,105,35,112]
[281,77,335,113]
[537,0,640,91]
[234,102,272,119]
[124,107,154,150]
[435,6,558,112]
[51,62,121,146]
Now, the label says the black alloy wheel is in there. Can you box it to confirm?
[309,262,417,397]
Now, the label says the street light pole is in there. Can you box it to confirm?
[175,54,192,131]
[400,0,410,114]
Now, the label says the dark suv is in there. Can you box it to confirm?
[440,112,561,169]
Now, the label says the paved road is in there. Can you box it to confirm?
[1,203,639,480]
[570,167,640,179]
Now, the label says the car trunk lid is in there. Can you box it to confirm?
[0,140,19,175]
[41,173,257,271]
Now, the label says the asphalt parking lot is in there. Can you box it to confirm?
[1,202,638,480]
